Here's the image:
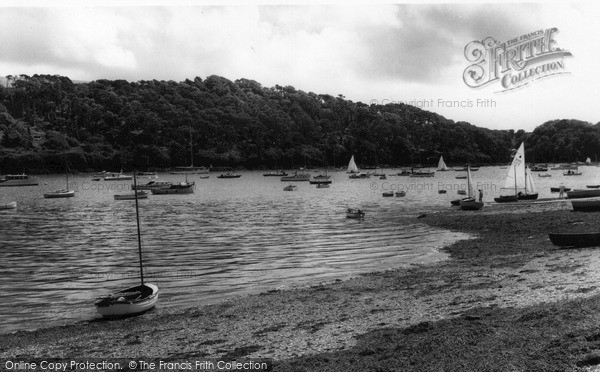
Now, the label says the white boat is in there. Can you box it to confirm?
[96,172,158,318]
[460,166,483,210]
[44,189,75,198]
[104,171,133,181]
[44,169,75,198]
[114,191,149,200]
[346,208,365,219]
[0,201,17,210]
[95,283,159,318]
[438,156,449,171]
[347,155,359,174]
[495,142,537,202]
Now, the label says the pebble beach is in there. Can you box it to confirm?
[4,201,600,371]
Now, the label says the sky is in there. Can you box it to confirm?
[0,0,598,132]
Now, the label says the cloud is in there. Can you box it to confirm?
[0,3,597,131]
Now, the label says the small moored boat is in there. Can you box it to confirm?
[0,201,17,210]
[217,173,242,179]
[151,181,195,194]
[95,172,158,318]
[104,172,133,181]
[132,180,172,190]
[114,191,149,200]
[283,185,297,191]
[346,208,365,219]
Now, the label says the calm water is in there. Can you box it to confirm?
[1,165,598,333]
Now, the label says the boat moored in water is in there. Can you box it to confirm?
[346,208,365,219]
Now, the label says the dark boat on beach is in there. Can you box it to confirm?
[567,189,600,199]
[451,197,474,206]
[551,187,571,193]
[494,195,518,203]
[549,233,600,248]
[571,199,600,212]
[517,192,538,200]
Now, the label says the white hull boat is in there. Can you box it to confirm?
[95,283,159,318]
[95,172,159,318]
[0,201,17,210]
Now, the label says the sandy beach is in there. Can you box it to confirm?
[4,201,600,371]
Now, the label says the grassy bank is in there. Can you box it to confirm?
[3,205,600,371]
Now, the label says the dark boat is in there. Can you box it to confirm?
[217,173,242,178]
[451,197,475,206]
[460,200,483,210]
[567,189,600,199]
[571,199,600,212]
[587,185,600,189]
[549,233,600,248]
[550,187,571,193]
[494,195,519,203]
[517,192,538,200]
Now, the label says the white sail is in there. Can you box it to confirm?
[586,157,592,164]
[525,167,536,194]
[438,156,448,171]
[466,166,475,198]
[503,142,526,194]
[347,155,359,173]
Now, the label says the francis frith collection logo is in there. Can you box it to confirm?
[463,27,572,92]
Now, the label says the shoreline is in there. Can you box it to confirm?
[3,204,600,370]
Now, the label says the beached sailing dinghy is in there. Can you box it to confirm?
[460,166,483,210]
[95,172,159,318]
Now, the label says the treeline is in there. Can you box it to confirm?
[527,119,600,163]
[0,74,595,173]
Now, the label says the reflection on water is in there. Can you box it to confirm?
[5,165,595,333]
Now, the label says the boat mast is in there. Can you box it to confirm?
[189,126,194,168]
[133,171,145,286]
[467,165,471,198]
[514,163,517,196]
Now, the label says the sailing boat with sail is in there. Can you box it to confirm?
[494,142,537,202]
[95,172,159,317]
[437,156,449,171]
[347,155,369,178]
[460,166,483,210]
[347,155,359,173]
[518,166,538,200]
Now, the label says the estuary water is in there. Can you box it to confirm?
[1,165,598,333]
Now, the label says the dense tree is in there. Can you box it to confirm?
[0,74,590,173]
